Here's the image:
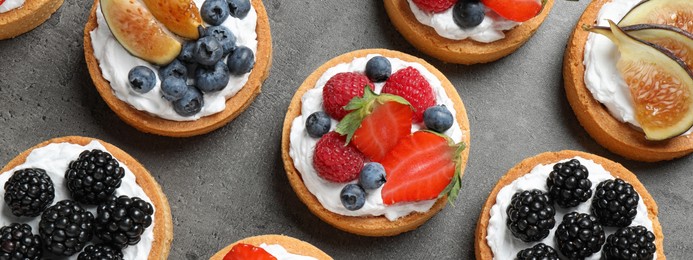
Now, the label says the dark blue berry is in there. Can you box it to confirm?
[161,77,188,101]
[173,86,204,117]
[206,25,236,55]
[200,0,229,26]
[340,184,366,211]
[178,41,197,63]
[194,36,224,66]
[159,59,188,79]
[365,56,391,82]
[424,105,454,133]
[359,162,386,190]
[195,61,230,93]
[227,46,254,75]
[305,111,331,138]
[452,1,485,29]
[127,66,156,94]
[227,0,250,19]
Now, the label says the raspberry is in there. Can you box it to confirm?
[322,72,372,120]
[382,67,436,123]
[412,0,457,13]
[312,132,365,183]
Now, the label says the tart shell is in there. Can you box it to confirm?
[210,234,332,260]
[83,0,273,137]
[474,150,665,259]
[0,0,63,39]
[563,0,693,162]
[383,0,554,65]
[281,49,471,237]
[0,136,173,259]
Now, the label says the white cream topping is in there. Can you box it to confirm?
[0,0,24,13]
[89,0,258,121]
[0,141,155,259]
[259,244,317,260]
[289,55,465,221]
[486,157,655,260]
[407,0,519,43]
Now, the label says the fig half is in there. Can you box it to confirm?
[590,21,693,140]
[619,0,693,33]
[101,0,182,65]
[142,0,203,39]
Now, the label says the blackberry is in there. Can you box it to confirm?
[591,178,639,227]
[39,200,94,256]
[78,244,124,260]
[4,168,55,217]
[603,226,656,260]
[506,190,556,242]
[65,149,125,205]
[0,223,42,259]
[95,195,154,249]
[555,212,605,259]
[516,243,559,260]
[546,159,593,208]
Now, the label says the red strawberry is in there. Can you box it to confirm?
[412,0,457,13]
[313,132,366,183]
[382,67,436,123]
[482,0,543,22]
[322,72,372,120]
[224,243,277,260]
[0,0,5,5]
[380,131,465,205]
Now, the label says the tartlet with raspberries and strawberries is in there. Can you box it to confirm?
[84,0,272,137]
[211,235,332,260]
[384,0,554,64]
[281,49,470,236]
[0,0,63,39]
[475,151,664,259]
[0,136,172,259]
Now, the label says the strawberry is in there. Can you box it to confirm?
[336,87,413,161]
[380,131,465,205]
[412,0,457,13]
[382,67,436,123]
[482,0,544,22]
[0,0,5,5]
[313,132,366,183]
[224,243,277,260]
[322,72,373,120]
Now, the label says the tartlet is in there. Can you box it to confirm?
[210,234,332,260]
[0,0,63,39]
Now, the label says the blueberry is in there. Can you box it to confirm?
[340,184,366,211]
[453,1,485,29]
[161,77,188,101]
[194,36,224,66]
[227,0,250,19]
[424,105,454,133]
[178,41,197,63]
[305,111,331,138]
[195,61,230,93]
[359,162,386,190]
[206,25,236,55]
[365,56,391,83]
[159,59,188,79]
[128,66,156,94]
[200,0,229,26]
[173,86,205,117]
[227,46,255,76]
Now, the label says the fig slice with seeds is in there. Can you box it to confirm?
[618,0,693,33]
[142,0,203,39]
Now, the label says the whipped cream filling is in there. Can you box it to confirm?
[0,0,24,13]
[289,54,465,221]
[259,244,317,260]
[584,0,692,135]
[407,0,519,43]
[89,0,258,121]
[0,141,155,259]
[486,157,655,260]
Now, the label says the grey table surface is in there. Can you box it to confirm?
[0,0,690,259]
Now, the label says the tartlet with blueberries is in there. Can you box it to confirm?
[211,235,332,260]
[84,0,272,137]
[0,0,64,39]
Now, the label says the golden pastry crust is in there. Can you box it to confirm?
[474,150,665,260]
[563,0,693,162]
[83,0,273,137]
[0,136,173,259]
[383,0,554,65]
[210,234,332,260]
[281,49,471,237]
[0,0,63,39]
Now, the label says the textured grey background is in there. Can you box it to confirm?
[0,0,690,259]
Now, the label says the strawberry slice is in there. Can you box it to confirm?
[336,87,413,161]
[224,243,277,260]
[0,0,5,5]
[380,131,465,205]
[482,0,544,22]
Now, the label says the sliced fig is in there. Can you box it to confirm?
[101,0,182,65]
[142,0,203,39]
[590,21,693,140]
[618,0,693,33]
